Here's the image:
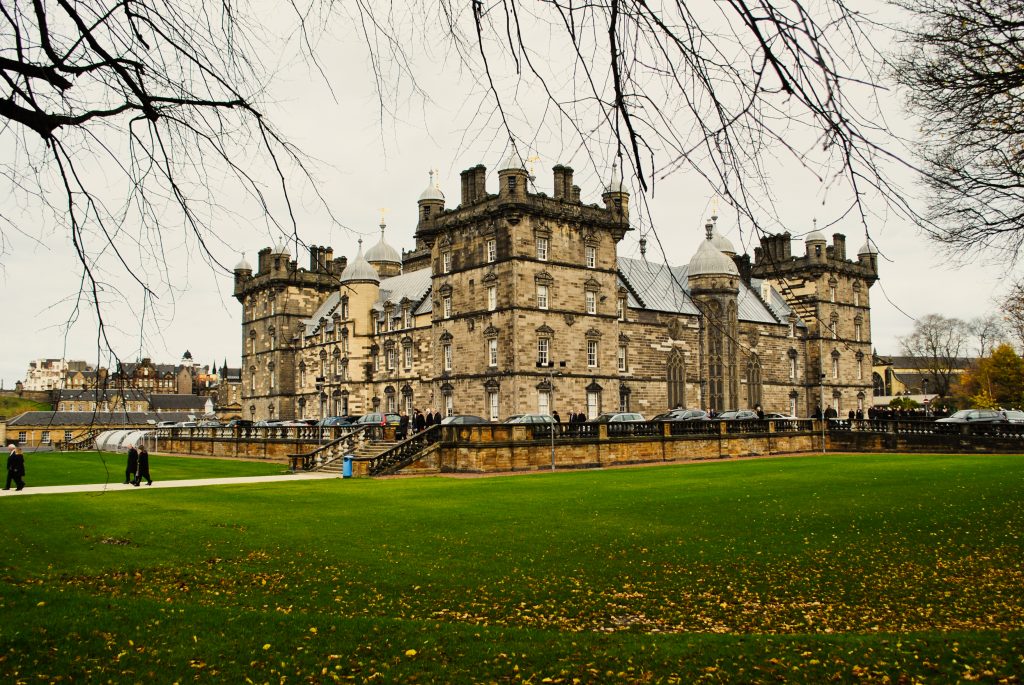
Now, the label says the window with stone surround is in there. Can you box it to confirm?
[788,349,798,380]
[299,361,306,388]
[442,250,451,273]
[856,351,864,380]
[403,341,413,370]
[832,350,840,379]
[537,284,549,310]
[616,297,624,321]
[586,245,596,268]
[488,391,499,421]
[249,367,256,392]
[488,285,497,311]
[488,338,498,367]
[443,295,452,319]
[746,355,762,408]
[537,236,549,261]
[445,393,454,417]
[617,344,627,372]
[829,277,837,303]
[855,315,863,342]
[586,290,596,315]
[587,340,598,367]
[268,362,275,390]
[853,281,862,307]
[341,295,349,319]
[538,390,550,416]
[830,313,839,340]
[537,337,550,366]
[486,239,496,263]
[443,343,452,371]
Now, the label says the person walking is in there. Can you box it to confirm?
[413,409,426,433]
[398,412,410,440]
[4,443,25,491]
[133,445,153,486]
[125,444,139,484]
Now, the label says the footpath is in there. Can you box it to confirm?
[0,472,339,497]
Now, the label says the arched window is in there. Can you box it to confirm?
[746,355,762,408]
[667,348,686,409]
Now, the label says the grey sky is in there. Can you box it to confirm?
[0,2,1011,388]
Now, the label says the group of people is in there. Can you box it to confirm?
[124,443,153,486]
[395,408,445,440]
[4,443,25,491]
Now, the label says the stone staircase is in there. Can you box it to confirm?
[316,439,398,474]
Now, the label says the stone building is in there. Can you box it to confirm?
[234,156,878,422]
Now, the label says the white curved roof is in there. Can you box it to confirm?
[687,236,739,277]
[710,227,735,255]
[234,254,252,271]
[366,226,401,264]
[95,429,152,453]
[499,149,525,171]
[858,240,878,255]
[339,240,380,284]
[273,239,291,257]
[418,171,445,202]
[605,161,628,194]
[805,230,826,242]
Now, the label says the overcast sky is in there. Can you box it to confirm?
[0,2,1013,388]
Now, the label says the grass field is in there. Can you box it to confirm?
[0,396,50,415]
[14,450,288,487]
[1,453,1021,682]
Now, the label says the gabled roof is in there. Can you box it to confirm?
[616,256,784,325]
[373,269,432,319]
[55,388,148,402]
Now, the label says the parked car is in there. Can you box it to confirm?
[318,415,360,427]
[652,409,709,422]
[763,412,798,420]
[197,420,221,427]
[225,419,254,428]
[440,415,490,425]
[175,421,198,428]
[935,409,1024,425]
[588,412,646,423]
[355,412,401,426]
[716,410,759,421]
[155,420,178,428]
[504,414,555,424]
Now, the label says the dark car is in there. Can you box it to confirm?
[355,412,401,426]
[652,408,709,422]
[440,415,490,425]
[503,414,555,424]
[225,419,254,428]
[716,410,759,421]
[318,415,359,427]
[935,409,1005,425]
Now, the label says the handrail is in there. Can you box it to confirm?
[62,427,104,451]
[367,425,443,475]
[288,425,369,471]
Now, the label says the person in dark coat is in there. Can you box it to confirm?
[413,409,426,433]
[4,444,25,491]
[398,412,410,440]
[133,445,152,486]
[125,444,139,484]
[552,410,561,424]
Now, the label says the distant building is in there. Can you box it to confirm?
[23,358,90,391]
[872,353,974,406]
[234,156,878,421]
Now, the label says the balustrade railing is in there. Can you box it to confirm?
[290,426,369,471]
[367,425,442,476]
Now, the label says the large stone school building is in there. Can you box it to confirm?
[233,155,878,422]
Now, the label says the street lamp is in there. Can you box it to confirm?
[537,360,566,471]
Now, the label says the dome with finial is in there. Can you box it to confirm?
[234,253,252,272]
[499,147,526,172]
[605,161,628,194]
[272,238,291,257]
[418,170,444,202]
[709,222,735,256]
[805,220,825,243]
[366,222,401,264]
[688,222,739,277]
[339,239,380,284]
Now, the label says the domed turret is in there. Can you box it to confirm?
[602,161,630,222]
[339,240,380,284]
[272,239,291,258]
[366,221,402,278]
[805,221,827,262]
[417,170,446,226]
[688,222,740,278]
[858,237,879,275]
[234,253,252,273]
[709,221,736,257]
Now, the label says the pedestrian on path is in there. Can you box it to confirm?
[5,443,25,491]
[133,445,153,486]
[125,444,139,484]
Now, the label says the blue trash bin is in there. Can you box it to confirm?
[342,455,354,479]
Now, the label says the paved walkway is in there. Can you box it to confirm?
[0,472,340,497]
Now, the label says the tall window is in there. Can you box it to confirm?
[486,239,496,263]
[585,291,596,315]
[443,296,452,319]
[403,345,413,370]
[789,394,798,417]
[746,355,762,408]
[537,338,550,366]
[789,351,798,380]
[444,394,454,417]
[667,348,685,409]
[442,251,451,273]
[488,392,499,421]
[249,367,256,392]
[586,245,596,268]
[538,391,550,416]
[443,343,453,371]
[386,347,395,370]
[268,362,275,390]
[488,338,498,367]
[616,298,624,321]
[403,307,411,329]
[487,286,497,311]
[617,345,628,372]
[832,353,840,379]
[587,340,598,367]
[857,353,864,380]
[854,285,861,307]
[586,391,600,420]
[536,237,549,261]
[537,285,549,310]
[299,363,306,388]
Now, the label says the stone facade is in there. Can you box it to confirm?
[234,157,878,422]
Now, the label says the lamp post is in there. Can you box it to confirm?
[537,360,566,471]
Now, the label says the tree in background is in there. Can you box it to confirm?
[899,314,971,397]
[1000,280,1024,351]
[969,314,1007,358]
[957,344,1024,409]
[894,0,1024,262]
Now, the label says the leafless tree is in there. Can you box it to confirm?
[2,1,898,362]
[969,314,1008,358]
[999,280,1024,351]
[899,314,971,396]
[893,0,1024,262]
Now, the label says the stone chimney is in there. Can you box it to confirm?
[832,233,846,261]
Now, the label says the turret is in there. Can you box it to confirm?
[601,161,630,223]
[805,223,827,263]
[857,239,879,275]
[338,240,381,333]
[366,220,402,278]
[497,149,529,200]
[417,170,445,227]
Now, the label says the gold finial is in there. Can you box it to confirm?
[379,207,388,231]
[711,195,720,223]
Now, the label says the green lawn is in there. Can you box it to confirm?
[1,454,1021,683]
[0,396,50,415]
[18,450,288,486]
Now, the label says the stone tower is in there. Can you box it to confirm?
[414,152,631,420]
[750,228,878,415]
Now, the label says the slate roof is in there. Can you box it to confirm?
[149,394,211,411]
[616,257,786,325]
[374,269,433,319]
[55,388,149,403]
[8,411,194,427]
